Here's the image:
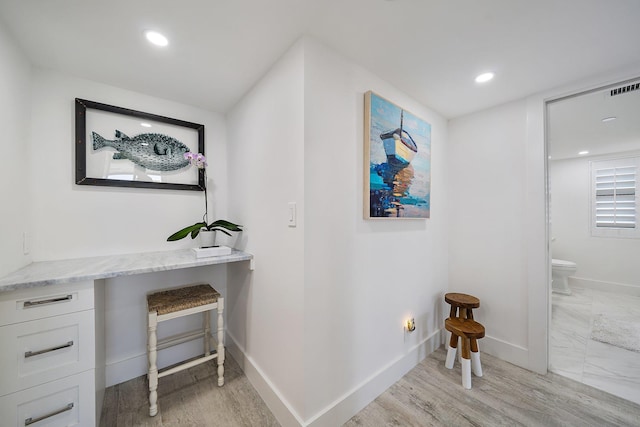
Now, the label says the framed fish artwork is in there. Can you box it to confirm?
[364,91,431,219]
[75,98,205,191]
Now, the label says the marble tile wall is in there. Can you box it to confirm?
[550,286,640,405]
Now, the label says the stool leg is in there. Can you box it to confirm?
[449,305,457,319]
[148,312,159,416]
[461,337,471,389]
[217,297,225,386]
[204,311,211,356]
[470,338,483,377]
[445,332,458,369]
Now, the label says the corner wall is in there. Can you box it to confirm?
[0,22,32,277]
[447,64,640,375]
[448,100,531,366]
[226,37,449,426]
[28,69,229,260]
[302,38,448,425]
[27,69,231,385]
[226,40,306,425]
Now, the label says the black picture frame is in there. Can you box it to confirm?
[75,98,205,191]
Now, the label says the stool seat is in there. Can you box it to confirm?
[146,283,225,417]
[445,317,485,339]
[148,284,220,315]
[444,293,480,310]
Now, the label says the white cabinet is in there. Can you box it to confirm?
[0,310,95,396]
[0,370,95,427]
[0,282,94,326]
[0,282,96,426]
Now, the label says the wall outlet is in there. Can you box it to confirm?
[406,318,416,332]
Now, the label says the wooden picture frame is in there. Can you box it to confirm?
[364,91,431,218]
[75,98,205,191]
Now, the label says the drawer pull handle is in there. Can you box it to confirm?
[24,402,74,425]
[24,341,74,358]
[23,294,73,307]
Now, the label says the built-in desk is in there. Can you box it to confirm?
[0,248,254,292]
[0,248,253,426]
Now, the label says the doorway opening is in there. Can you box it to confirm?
[545,77,640,405]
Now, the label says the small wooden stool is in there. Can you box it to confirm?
[444,293,483,387]
[445,292,479,320]
[444,317,485,389]
[146,283,225,417]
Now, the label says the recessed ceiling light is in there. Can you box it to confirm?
[578,151,589,155]
[602,116,617,122]
[144,30,168,47]
[475,72,494,83]
[140,122,152,128]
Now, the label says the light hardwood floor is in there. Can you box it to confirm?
[346,348,640,426]
[101,347,640,426]
[99,353,279,427]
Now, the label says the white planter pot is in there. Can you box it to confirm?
[199,230,217,248]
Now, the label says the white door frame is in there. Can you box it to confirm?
[525,67,640,374]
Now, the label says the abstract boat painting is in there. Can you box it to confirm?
[364,91,431,219]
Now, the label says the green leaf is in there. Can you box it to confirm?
[167,222,206,241]
[207,219,243,232]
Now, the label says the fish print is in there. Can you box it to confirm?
[92,130,191,171]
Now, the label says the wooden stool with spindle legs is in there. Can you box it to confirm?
[146,283,225,416]
[444,292,484,389]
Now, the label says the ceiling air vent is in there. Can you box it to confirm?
[610,82,640,97]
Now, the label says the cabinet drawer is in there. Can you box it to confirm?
[0,310,95,397]
[0,281,94,326]
[0,369,95,427]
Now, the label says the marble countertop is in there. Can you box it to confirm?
[0,248,253,293]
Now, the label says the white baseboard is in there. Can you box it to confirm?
[106,353,147,387]
[479,335,529,369]
[226,332,304,427]
[306,329,441,427]
[570,276,640,296]
[227,329,441,427]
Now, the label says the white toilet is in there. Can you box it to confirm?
[551,259,576,295]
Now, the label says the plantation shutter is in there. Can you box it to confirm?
[594,165,636,229]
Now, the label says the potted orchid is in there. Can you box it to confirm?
[167,152,242,247]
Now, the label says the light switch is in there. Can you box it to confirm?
[288,202,297,227]
[23,232,30,255]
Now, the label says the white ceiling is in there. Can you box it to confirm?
[548,81,640,160]
[1,0,640,119]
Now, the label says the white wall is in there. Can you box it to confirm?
[2,32,449,426]
[448,99,531,365]
[447,65,640,375]
[302,38,448,425]
[29,68,229,260]
[226,40,306,425]
[27,69,231,385]
[227,37,448,426]
[0,23,32,277]
[550,152,640,289]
